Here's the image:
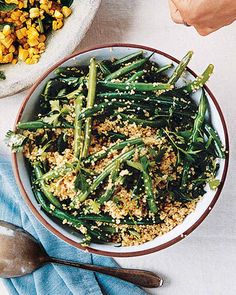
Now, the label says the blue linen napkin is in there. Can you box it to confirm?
[0,155,147,295]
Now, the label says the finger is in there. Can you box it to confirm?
[171,0,186,11]
[195,17,236,36]
[169,0,185,24]
[194,26,215,36]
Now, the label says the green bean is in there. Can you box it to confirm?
[97,160,121,204]
[34,183,112,244]
[77,100,171,121]
[79,101,135,120]
[81,58,97,158]
[183,64,214,93]
[17,121,73,130]
[105,54,152,82]
[106,131,127,140]
[181,90,208,186]
[112,50,143,66]
[140,156,158,214]
[98,61,111,76]
[191,91,208,143]
[99,81,172,92]
[154,63,173,75]
[41,162,77,181]
[74,94,84,159]
[204,123,225,158]
[66,87,84,100]
[54,67,82,77]
[118,113,168,128]
[34,163,62,208]
[72,146,142,204]
[76,214,162,225]
[33,188,94,244]
[87,227,112,243]
[43,80,53,99]
[58,76,83,88]
[33,188,83,226]
[85,137,143,164]
[97,92,196,109]
[17,121,50,130]
[78,101,114,120]
[126,70,145,82]
[168,51,193,85]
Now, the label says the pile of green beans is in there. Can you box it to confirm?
[6,50,226,246]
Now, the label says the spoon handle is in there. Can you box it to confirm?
[49,257,163,288]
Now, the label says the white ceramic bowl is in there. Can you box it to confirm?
[12,44,229,257]
[0,0,101,98]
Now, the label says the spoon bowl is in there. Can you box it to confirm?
[0,221,48,278]
[0,220,163,288]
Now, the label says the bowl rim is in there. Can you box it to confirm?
[12,43,229,257]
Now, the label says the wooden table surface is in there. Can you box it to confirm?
[1,1,236,294]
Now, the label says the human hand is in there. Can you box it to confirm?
[169,0,236,35]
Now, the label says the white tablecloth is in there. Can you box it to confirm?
[0,1,236,294]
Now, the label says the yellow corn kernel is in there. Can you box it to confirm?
[38,34,46,43]
[52,20,57,31]
[28,47,34,56]
[16,29,24,40]
[9,44,15,53]
[28,38,39,46]
[18,46,29,61]
[23,0,28,8]
[10,11,20,21]
[21,27,28,37]
[40,4,50,14]
[23,43,29,49]
[12,58,17,64]
[15,20,22,27]
[56,20,63,30]
[54,10,63,19]
[4,17,11,23]
[25,56,39,64]
[29,8,40,19]
[20,15,26,23]
[3,25,11,36]
[33,48,39,54]
[31,55,39,63]
[3,53,13,63]
[25,57,32,64]
[28,47,39,56]
[0,32,5,40]
[0,36,14,49]
[26,19,32,27]
[62,6,72,18]
[16,27,27,40]
[5,0,18,4]
[27,27,39,38]
[23,11,29,18]
[38,42,45,49]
